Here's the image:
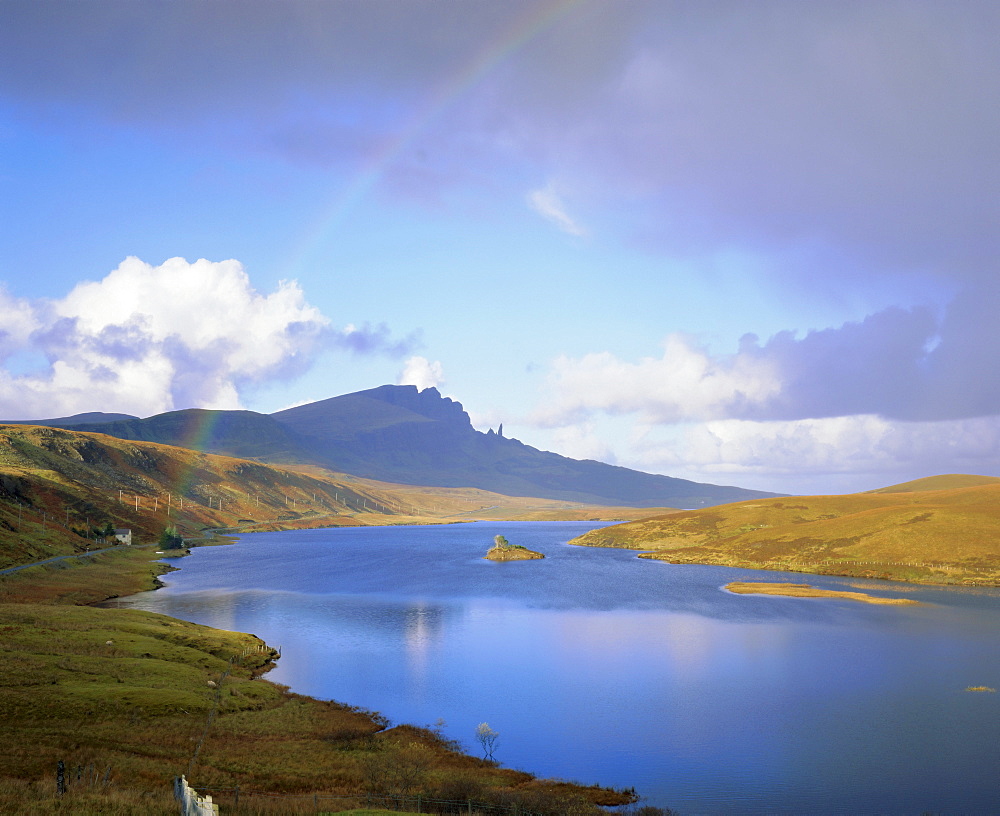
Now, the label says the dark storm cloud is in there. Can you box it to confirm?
[5,1,997,428]
[4,1,994,280]
[739,305,938,420]
[714,276,1000,422]
[509,1,999,278]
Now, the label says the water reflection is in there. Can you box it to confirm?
[117,522,1000,815]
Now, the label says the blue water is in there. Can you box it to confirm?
[118,521,1000,814]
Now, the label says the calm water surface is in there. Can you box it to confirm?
[117,521,1000,815]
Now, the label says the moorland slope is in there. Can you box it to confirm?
[0,425,645,812]
[571,479,1000,586]
[16,384,779,508]
[0,424,671,570]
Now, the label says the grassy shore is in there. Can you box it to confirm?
[0,545,636,815]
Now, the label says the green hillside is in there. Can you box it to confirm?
[570,480,1000,586]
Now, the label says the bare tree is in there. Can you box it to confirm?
[475,722,499,761]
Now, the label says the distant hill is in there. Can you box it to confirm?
[4,411,138,426]
[0,424,673,570]
[865,474,1000,494]
[570,480,1000,586]
[11,385,779,508]
[69,408,316,465]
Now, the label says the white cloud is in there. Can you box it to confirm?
[549,421,616,464]
[0,287,40,357]
[529,310,1000,492]
[533,334,781,427]
[0,257,333,419]
[526,185,587,237]
[397,356,444,391]
[619,414,1000,494]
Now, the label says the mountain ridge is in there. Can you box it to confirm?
[6,384,780,508]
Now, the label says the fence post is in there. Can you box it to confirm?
[57,760,65,796]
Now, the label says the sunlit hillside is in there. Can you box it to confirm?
[864,474,1000,493]
[0,425,672,570]
[570,479,1000,586]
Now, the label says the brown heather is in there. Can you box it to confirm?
[571,478,1000,587]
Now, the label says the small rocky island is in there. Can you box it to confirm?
[484,534,544,562]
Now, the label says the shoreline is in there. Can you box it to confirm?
[724,581,924,605]
[80,528,638,808]
[629,549,1000,589]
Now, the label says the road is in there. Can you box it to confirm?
[0,545,145,576]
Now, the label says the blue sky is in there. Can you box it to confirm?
[1,0,998,495]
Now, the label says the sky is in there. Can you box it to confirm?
[1,0,998,496]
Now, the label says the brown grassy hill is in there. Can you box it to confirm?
[865,474,1000,493]
[0,425,670,570]
[570,480,1000,586]
[0,425,643,813]
[0,424,417,570]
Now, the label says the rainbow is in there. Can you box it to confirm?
[164,409,228,500]
[284,0,588,275]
